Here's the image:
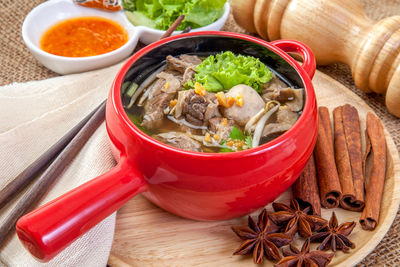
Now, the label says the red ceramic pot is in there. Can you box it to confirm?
[16,32,317,262]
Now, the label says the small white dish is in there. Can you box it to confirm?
[22,0,230,75]
[22,0,138,75]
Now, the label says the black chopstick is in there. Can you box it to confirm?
[0,100,105,211]
[0,101,106,248]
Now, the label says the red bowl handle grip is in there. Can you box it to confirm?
[270,40,316,79]
[16,157,147,262]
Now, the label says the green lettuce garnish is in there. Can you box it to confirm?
[245,135,253,149]
[219,140,233,153]
[219,126,253,153]
[229,126,245,141]
[122,0,226,31]
[192,51,272,93]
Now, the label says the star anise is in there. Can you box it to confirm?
[269,199,328,238]
[231,209,292,264]
[275,238,334,267]
[310,212,356,252]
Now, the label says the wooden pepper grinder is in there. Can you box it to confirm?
[231,0,400,117]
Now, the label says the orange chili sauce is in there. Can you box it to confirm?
[40,17,128,57]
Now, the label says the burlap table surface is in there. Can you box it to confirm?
[0,0,399,266]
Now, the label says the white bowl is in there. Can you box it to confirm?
[22,0,230,75]
[22,0,138,75]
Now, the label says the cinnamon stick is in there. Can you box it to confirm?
[293,153,321,216]
[360,112,386,230]
[314,106,342,208]
[333,105,365,211]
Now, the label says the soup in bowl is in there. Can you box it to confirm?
[123,51,304,153]
[16,32,317,262]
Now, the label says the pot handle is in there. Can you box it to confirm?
[270,40,316,79]
[16,157,147,262]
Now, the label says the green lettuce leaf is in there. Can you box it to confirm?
[124,11,156,29]
[245,135,253,149]
[193,51,272,92]
[229,126,245,141]
[219,140,233,153]
[184,0,225,27]
[121,0,135,11]
[122,0,226,30]
[219,127,252,153]
[194,73,223,92]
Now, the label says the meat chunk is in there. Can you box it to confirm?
[141,78,175,129]
[262,76,288,101]
[262,107,299,137]
[174,90,191,119]
[262,75,287,92]
[141,71,184,129]
[263,87,303,112]
[166,55,202,74]
[223,84,265,126]
[182,66,196,85]
[174,89,220,125]
[156,72,181,93]
[262,123,292,138]
[262,76,303,112]
[282,88,303,112]
[204,94,220,121]
[179,54,202,65]
[184,92,208,125]
[209,117,234,140]
[277,107,299,124]
[166,56,188,74]
[155,132,202,152]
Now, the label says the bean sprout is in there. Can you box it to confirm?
[244,107,267,134]
[126,65,165,108]
[252,101,280,148]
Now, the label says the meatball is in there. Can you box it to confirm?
[223,84,265,126]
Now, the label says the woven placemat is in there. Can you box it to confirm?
[0,0,399,266]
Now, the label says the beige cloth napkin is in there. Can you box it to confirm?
[0,62,124,266]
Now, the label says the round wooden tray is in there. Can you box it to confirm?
[108,70,400,267]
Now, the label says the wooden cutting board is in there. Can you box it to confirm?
[108,70,400,267]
